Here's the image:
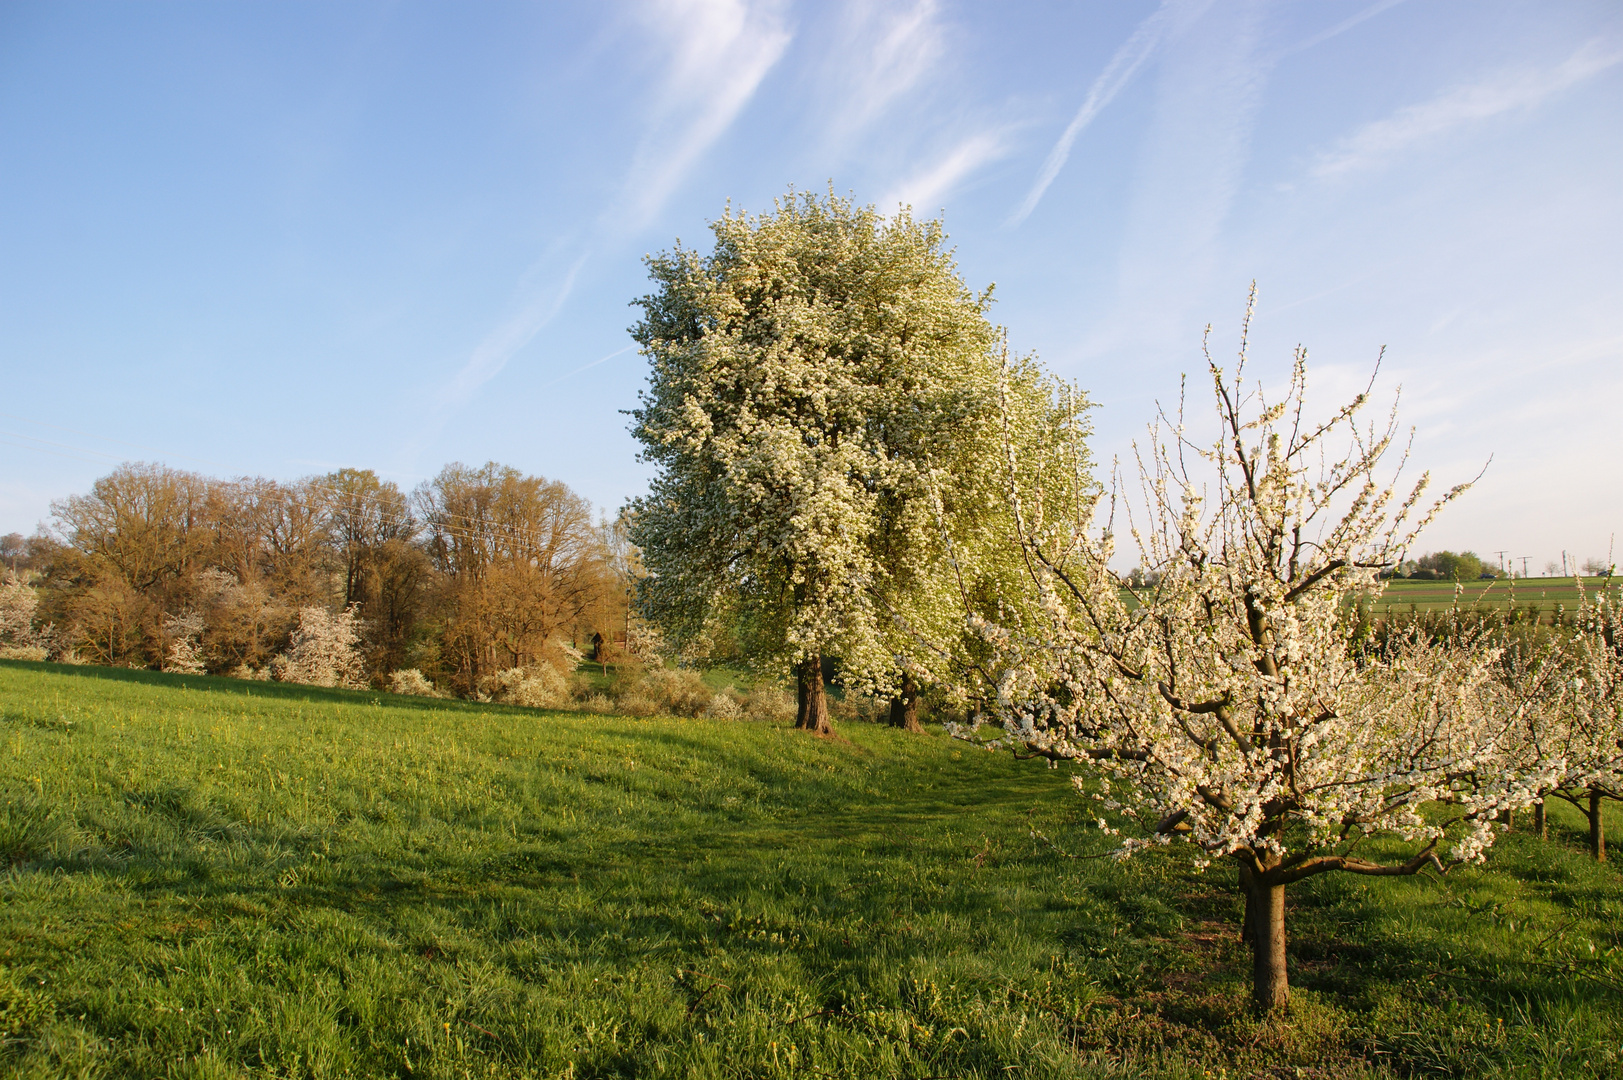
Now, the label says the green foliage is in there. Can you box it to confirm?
[1410,550,1494,581]
[2,659,1622,1077]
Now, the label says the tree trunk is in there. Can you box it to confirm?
[1239,865,1288,1013]
[1590,785,1607,862]
[888,672,922,733]
[1534,800,1547,841]
[796,655,830,734]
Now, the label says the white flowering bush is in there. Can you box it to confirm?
[479,663,569,709]
[957,300,1527,1012]
[0,571,45,660]
[703,691,743,720]
[270,606,367,689]
[625,621,666,666]
[611,667,713,718]
[160,611,207,675]
[387,668,447,698]
[741,687,797,724]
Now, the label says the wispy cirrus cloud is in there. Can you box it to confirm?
[429,0,789,438]
[1009,0,1214,227]
[443,251,588,408]
[879,128,1013,214]
[615,0,793,231]
[1312,39,1623,179]
[1073,0,1269,368]
[1275,0,1408,60]
[819,0,944,145]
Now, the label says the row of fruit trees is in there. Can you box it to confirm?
[624,195,1616,1016]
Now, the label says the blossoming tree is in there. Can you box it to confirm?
[1501,581,1623,860]
[628,191,1071,732]
[958,298,1536,1012]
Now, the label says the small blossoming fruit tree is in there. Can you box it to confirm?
[953,298,1541,1012]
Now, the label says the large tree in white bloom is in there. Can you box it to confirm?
[628,191,1076,733]
[956,295,1543,1012]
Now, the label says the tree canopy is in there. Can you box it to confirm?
[628,190,1078,732]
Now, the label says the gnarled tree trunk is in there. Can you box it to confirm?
[888,671,922,733]
[796,654,830,734]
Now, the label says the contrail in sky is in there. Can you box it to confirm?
[1009,0,1203,226]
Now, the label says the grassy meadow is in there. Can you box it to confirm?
[1371,577,1618,619]
[3,659,1623,1079]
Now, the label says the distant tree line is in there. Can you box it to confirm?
[1384,551,1613,581]
[0,461,631,694]
[1391,550,1499,581]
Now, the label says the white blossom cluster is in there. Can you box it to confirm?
[953,310,1546,885]
[1496,581,1623,813]
[387,668,447,698]
[270,605,367,690]
[478,662,570,709]
[0,569,49,660]
[160,610,207,675]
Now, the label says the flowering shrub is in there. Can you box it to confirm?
[0,571,44,660]
[270,606,367,689]
[703,691,743,720]
[387,668,447,698]
[161,611,206,675]
[480,663,569,709]
[740,688,796,724]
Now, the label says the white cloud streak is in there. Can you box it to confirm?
[616,0,792,231]
[1009,0,1212,227]
[1312,39,1623,179]
[533,344,638,393]
[1069,0,1268,373]
[821,0,943,145]
[1276,0,1408,60]
[434,0,788,429]
[443,252,587,407]
[880,128,1012,213]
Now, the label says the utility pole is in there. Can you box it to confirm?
[1520,556,1531,579]
[1495,550,1508,576]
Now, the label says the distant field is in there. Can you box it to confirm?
[1371,576,1619,618]
[1119,575,1621,621]
[3,659,1622,1078]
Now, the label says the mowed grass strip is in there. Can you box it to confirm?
[2,660,1622,1079]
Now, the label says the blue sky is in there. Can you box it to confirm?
[1,0,1619,574]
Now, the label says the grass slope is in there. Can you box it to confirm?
[2,659,1621,1079]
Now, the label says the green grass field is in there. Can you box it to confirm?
[1371,577,1618,619]
[3,659,1622,1079]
